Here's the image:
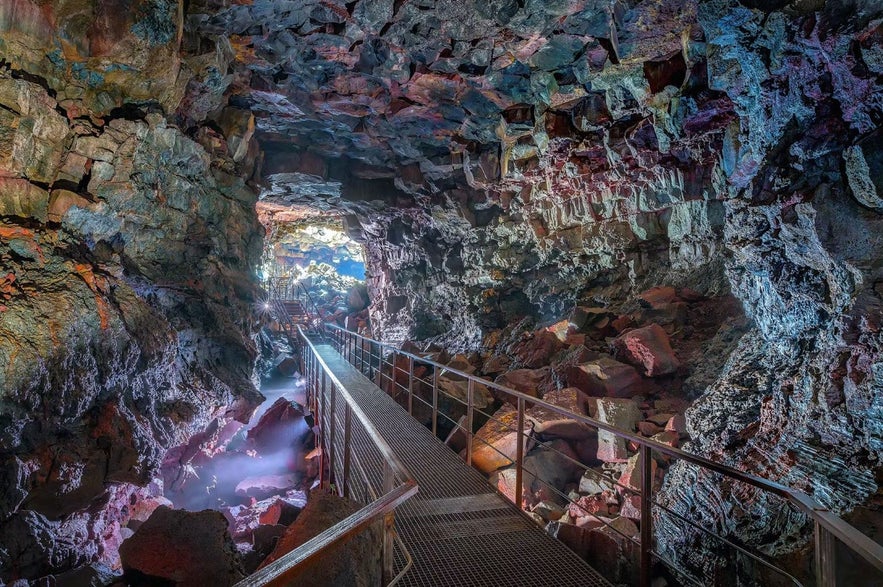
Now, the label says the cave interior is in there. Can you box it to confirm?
[0,0,883,585]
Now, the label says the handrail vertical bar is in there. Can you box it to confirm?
[382,461,395,584]
[640,444,653,587]
[316,351,325,490]
[390,349,398,398]
[431,368,439,437]
[515,396,525,509]
[407,355,415,416]
[328,372,336,492]
[816,521,836,587]
[466,379,474,467]
[343,403,352,499]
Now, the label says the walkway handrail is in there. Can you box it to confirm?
[236,326,418,587]
[324,323,883,586]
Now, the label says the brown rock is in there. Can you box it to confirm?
[120,506,244,586]
[637,421,663,436]
[665,414,688,435]
[494,367,553,399]
[438,356,493,408]
[527,387,594,439]
[596,398,641,462]
[259,491,381,587]
[470,403,534,474]
[512,329,564,368]
[618,452,658,492]
[48,189,91,223]
[567,357,650,398]
[612,323,680,377]
[638,286,680,308]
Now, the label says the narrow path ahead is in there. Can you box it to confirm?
[311,341,612,587]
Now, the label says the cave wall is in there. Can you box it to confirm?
[192,0,883,579]
[0,0,881,582]
[0,2,263,580]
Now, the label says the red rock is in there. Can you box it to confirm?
[470,404,534,474]
[665,414,688,435]
[494,367,553,399]
[638,286,677,306]
[120,506,244,586]
[526,387,594,440]
[568,494,611,518]
[566,357,651,398]
[611,315,635,332]
[511,329,564,368]
[618,452,657,492]
[612,323,680,377]
[637,421,662,436]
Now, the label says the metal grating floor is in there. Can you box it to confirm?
[312,342,612,587]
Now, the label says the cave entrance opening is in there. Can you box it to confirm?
[258,209,369,319]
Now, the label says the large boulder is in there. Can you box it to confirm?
[119,506,244,586]
[595,398,641,462]
[247,398,308,454]
[526,387,595,440]
[437,355,493,408]
[259,491,381,587]
[612,323,680,377]
[494,367,553,399]
[470,404,535,474]
[510,329,564,368]
[566,358,652,398]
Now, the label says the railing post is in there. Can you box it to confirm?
[390,349,397,397]
[343,403,351,499]
[317,354,326,490]
[407,355,415,416]
[816,521,837,587]
[640,443,653,587]
[431,368,439,437]
[466,379,474,467]
[382,461,395,584]
[376,343,383,386]
[328,374,336,493]
[515,396,525,509]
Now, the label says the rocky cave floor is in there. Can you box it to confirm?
[372,283,748,583]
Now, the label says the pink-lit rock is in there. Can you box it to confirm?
[612,323,680,377]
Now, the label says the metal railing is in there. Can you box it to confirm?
[324,323,883,587]
[236,325,418,586]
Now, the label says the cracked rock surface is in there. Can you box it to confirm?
[0,0,882,584]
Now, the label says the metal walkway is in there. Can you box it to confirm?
[311,341,612,587]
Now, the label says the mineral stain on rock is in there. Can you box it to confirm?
[0,0,881,585]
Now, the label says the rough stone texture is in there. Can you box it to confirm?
[119,506,244,586]
[612,323,681,377]
[596,398,641,463]
[259,490,381,587]
[1,0,883,583]
[0,4,262,581]
[470,403,534,474]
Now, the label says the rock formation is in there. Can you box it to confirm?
[0,0,882,584]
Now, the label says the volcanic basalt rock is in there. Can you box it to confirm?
[0,0,882,584]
